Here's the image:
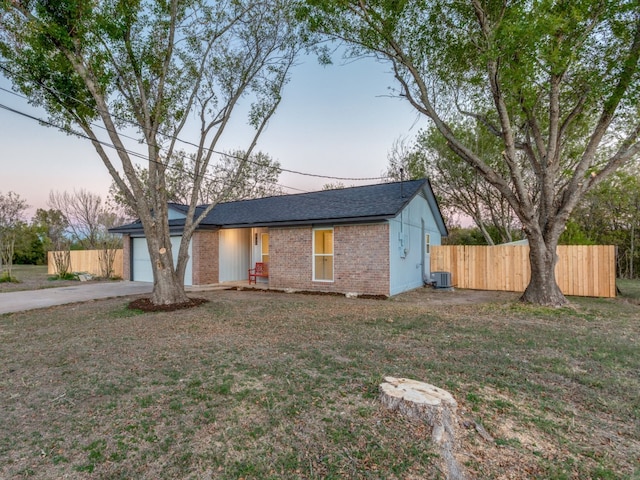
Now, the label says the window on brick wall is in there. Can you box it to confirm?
[261,233,269,263]
[313,228,333,281]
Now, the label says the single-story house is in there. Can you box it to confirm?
[110,179,448,297]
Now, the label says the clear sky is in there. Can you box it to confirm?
[0,53,429,219]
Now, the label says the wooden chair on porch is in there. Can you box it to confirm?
[248,262,268,284]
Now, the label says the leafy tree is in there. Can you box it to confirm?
[303,0,640,305]
[109,150,283,217]
[1,0,301,305]
[321,182,347,190]
[558,220,596,246]
[567,165,640,278]
[386,131,521,245]
[199,151,284,204]
[444,226,493,246]
[385,137,427,180]
[0,191,28,280]
[32,208,69,251]
[12,224,46,265]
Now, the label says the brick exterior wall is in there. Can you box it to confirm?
[191,230,219,285]
[334,223,390,295]
[269,223,390,296]
[122,234,131,280]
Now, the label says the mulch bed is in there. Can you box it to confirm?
[128,297,209,312]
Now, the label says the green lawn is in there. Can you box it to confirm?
[618,278,640,301]
[1,285,638,479]
[0,264,48,279]
[0,264,99,292]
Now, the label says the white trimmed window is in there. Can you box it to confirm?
[313,228,333,282]
[425,233,431,254]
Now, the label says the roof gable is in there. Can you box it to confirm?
[166,203,188,220]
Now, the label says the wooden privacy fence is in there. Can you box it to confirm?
[431,245,616,298]
[48,249,124,278]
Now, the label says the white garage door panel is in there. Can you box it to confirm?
[132,237,154,283]
[132,237,192,286]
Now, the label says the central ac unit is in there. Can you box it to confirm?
[431,271,452,288]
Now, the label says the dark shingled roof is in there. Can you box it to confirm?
[110,179,447,235]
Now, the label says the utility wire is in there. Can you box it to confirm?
[0,64,403,218]
[0,99,391,210]
[1,99,433,232]
[0,102,149,162]
[0,67,387,182]
[0,55,439,237]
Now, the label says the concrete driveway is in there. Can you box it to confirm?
[0,281,153,315]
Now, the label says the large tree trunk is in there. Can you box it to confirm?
[147,237,190,306]
[521,235,567,306]
[151,267,190,305]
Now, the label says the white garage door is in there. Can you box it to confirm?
[131,236,192,285]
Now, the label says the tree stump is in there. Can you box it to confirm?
[380,376,467,480]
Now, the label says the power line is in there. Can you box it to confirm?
[0,102,149,162]
[0,99,393,209]
[275,183,309,193]
[0,98,434,231]
[0,63,395,215]
[0,66,387,183]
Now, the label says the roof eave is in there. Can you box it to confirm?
[205,214,394,229]
[108,222,187,236]
[109,215,393,234]
[421,179,448,237]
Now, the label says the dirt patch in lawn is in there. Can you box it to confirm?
[392,285,521,306]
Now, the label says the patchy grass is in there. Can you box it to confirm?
[0,265,108,293]
[0,272,19,283]
[0,287,638,479]
[0,265,63,292]
[618,278,640,302]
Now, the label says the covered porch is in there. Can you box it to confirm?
[216,227,269,284]
[186,279,274,292]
